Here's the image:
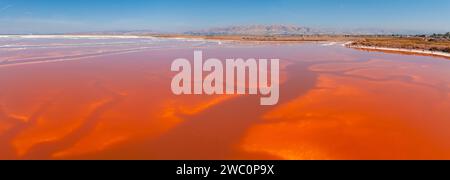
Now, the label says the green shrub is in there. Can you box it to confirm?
[443,47,450,53]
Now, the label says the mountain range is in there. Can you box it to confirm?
[185,25,408,36]
[61,25,428,36]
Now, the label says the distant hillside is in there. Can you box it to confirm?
[186,25,319,35]
[185,25,402,36]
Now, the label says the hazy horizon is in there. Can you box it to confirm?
[0,0,449,34]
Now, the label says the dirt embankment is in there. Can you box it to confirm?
[350,37,450,53]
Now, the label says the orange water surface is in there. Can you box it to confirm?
[1,37,450,160]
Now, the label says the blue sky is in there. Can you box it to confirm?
[0,0,449,34]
